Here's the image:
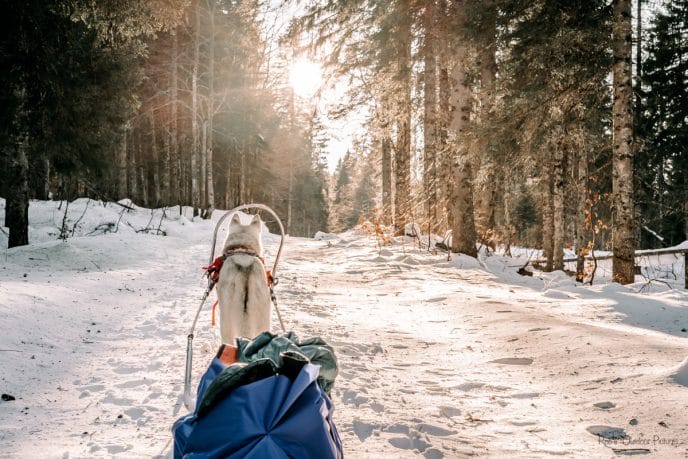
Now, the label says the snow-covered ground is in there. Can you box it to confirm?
[1,199,687,458]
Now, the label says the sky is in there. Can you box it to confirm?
[262,0,367,173]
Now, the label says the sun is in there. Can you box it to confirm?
[289,58,323,99]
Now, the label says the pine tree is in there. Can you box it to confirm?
[1,0,166,247]
[639,0,688,247]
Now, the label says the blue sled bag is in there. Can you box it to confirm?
[173,333,343,459]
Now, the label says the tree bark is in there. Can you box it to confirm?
[7,130,30,248]
[149,111,160,206]
[200,120,207,210]
[394,0,412,236]
[205,0,215,215]
[381,133,392,226]
[127,131,137,201]
[118,128,128,199]
[170,29,180,206]
[448,0,477,257]
[162,124,171,206]
[423,0,438,233]
[541,169,554,272]
[552,139,565,271]
[612,0,636,284]
[137,138,148,206]
[473,4,498,241]
[575,147,589,282]
[240,141,247,204]
[437,0,451,233]
[191,0,201,216]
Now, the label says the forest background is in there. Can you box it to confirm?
[1,0,686,285]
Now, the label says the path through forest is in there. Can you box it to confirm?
[1,203,687,458]
[279,235,688,458]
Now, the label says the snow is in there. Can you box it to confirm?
[1,199,688,458]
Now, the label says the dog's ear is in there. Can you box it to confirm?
[250,214,262,227]
[230,213,242,226]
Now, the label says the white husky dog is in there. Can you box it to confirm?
[216,213,272,345]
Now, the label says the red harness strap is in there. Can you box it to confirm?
[203,257,226,283]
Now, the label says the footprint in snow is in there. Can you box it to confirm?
[586,425,627,439]
[489,357,534,365]
[455,382,485,392]
[388,435,430,453]
[352,419,376,441]
[426,297,446,303]
[594,401,616,410]
[416,423,457,436]
[439,406,462,418]
[341,389,368,407]
[115,379,149,389]
[423,449,444,459]
[506,392,539,399]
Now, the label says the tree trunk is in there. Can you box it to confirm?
[137,139,148,206]
[612,0,636,284]
[191,0,201,216]
[394,0,412,236]
[448,1,478,257]
[170,30,180,206]
[381,133,392,226]
[162,125,171,206]
[149,111,160,206]
[437,0,451,233]
[541,170,554,272]
[575,147,589,282]
[450,154,478,257]
[635,0,642,117]
[127,131,137,201]
[7,130,30,248]
[502,178,513,256]
[200,120,207,211]
[118,128,128,199]
[30,155,50,200]
[240,141,247,204]
[473,4,498,241]
[226,146,234,209]
[552,140,565,270]
[423,0,438,233]
[205,4,215,214]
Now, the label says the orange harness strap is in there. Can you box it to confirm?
[211,300,219,326]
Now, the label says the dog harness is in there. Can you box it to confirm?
[203,245,273,286]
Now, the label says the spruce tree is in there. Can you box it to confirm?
[639,0,688,247]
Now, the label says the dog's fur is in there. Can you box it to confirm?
[216,213,272,344]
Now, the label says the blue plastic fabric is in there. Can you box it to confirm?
[173,355,343,459]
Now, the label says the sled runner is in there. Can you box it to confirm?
[175,204,343,458]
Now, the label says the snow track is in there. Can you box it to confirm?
[278,237,688,458]
[1,201,687,458]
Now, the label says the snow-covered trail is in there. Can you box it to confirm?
[0,224,214,458]
[1,204,687,458]
[277,236,688,458]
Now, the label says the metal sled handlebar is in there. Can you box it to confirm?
[209,203,285,280]
[183,204,286,411]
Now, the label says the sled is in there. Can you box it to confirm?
[173,332,343,459]
[183,204,286,410]
[175,205,343,459]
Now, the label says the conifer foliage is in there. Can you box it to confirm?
[1,1,685,288]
